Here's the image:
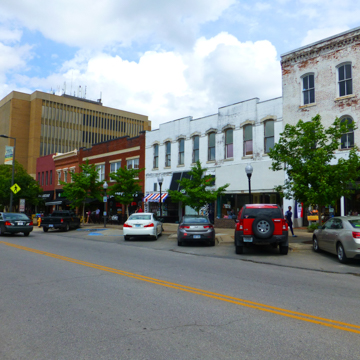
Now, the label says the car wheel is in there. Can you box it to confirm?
[252,215,275,239]
[279,244,288,255]
[313,236,320,252]
[337,243,348,263]
[66,223,70,232]
[43,227,48,232]
[177,239,182,246]
[24,232,30,236]
[209,239,215,246]
[124,235,130,241]
[153,232,158,240]
[235,245,243,254]
[0,226,3,236]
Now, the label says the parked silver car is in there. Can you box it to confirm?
[313,216,360,263]
[177,215,215,246]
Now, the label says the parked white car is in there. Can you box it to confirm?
[123,213,163,240]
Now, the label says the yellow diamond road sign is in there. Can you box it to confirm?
[11,183,21,194]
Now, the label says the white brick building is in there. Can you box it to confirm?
[281,26,360,222]
[144,97,284,222]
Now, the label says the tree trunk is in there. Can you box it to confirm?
[82,201,86,225]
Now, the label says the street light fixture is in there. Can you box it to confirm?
[245,163,253,204]
[157,175,164,216]
[103,181,108,228]
[0,134,16,212]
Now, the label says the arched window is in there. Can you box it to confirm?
[243,125,253,156]
[338,63,352,97]
[302,73,315,105]
[341,117,354,149]
[225,129,233,159]
[153,144,159,168]
[208,132,216,161]
[192,135,199,163]
[165,141,171,167]
[178,138,184,165]
[264,120,274,153]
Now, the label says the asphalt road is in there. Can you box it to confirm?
[0,228,359,359]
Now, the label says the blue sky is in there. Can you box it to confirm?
[0,0,358,128]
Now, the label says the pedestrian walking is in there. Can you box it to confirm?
[285,206,297,237]
[87,209,91,223]
[95,208,100,223]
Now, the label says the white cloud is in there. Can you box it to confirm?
[301,27,350,47]
[0,0,236,50]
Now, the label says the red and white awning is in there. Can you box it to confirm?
[143,193,168,202]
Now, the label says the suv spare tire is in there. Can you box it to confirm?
[252,215,274,239]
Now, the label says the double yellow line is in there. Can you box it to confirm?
[2,240,360,334]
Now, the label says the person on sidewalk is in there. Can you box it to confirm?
[285,206,297,237]
[95,208,100,223]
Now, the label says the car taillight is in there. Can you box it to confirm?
[28,221,33,226]
[282,219,288,230]
[352,231,360,239]
[123,223,132,228]
[144,223,154,228]
[60,218,64,223]
[239,219,243,230]
[203,225,213,229]
[5,221,12,226]
[179,225,190,229]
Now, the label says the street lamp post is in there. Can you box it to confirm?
[103,181,108,228]
[245,164,253,204]
[0,135,16,212]
[157,175,163,216]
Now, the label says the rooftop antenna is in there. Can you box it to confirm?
[84,86,87,99]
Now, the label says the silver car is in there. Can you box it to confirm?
[313,216,360,263]
[123,213,162,241]
[177,215,215,246]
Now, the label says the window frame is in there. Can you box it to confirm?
[127,158,139,170]
[243,125,253,156]
[208,132,216,161]
[178,138,184,165]
[96,164,105,182]
[153,144,159,169]
[165,141,171,167]
[338,63,353,97]
[225,129,233,159]
[340,116,355,149]
[192,135,199,163]
[110,161,122,173]
[264,120,275,154]
[302,73,315,105]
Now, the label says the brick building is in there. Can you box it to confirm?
[281,26,360,221]
[0,90,151,178]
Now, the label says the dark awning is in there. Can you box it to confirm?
[169,172,191,192]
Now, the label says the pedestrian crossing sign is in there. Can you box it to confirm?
[10,183,21,194]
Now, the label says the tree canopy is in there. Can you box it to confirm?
[60,160,103,222]
[168,161,229,214]
[108,166,144,217]
[269,114,360,219]
[0,161,43,211]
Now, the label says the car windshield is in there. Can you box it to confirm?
[4,213,29,220]
[182,217,209,224]
[242,208,282,219]
[129,215,152,221]
[348,219,360,228]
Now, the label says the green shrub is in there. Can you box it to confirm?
[307,223,319,233]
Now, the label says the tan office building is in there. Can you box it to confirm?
[0,90,151,178]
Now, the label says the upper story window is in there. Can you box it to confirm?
[70,168,75,183]
[57,170,61,185]
[63,169,68,183]
[45,171,48,186]
[96,164,105,182]
[165,141,171,167]
[50,170,52,185]
[192,135,199,163]
[153,144,159,169]
[127,158,139,170]
[243,125,253,156]
[225,129,233,159]
[178,139,184,165]
[38,172,40,184]
[264,121,275,154]
[110,161,121,173]
[338,63,352,97]
[303,74,315,105]
[208,132,216,161]
[340,117,354,149]
[42,172,44,186]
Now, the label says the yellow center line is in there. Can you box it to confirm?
[2,241,360,334]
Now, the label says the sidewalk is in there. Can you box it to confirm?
[63,222,313,248]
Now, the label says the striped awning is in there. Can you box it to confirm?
[143,193,168,202]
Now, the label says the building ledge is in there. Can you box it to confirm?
[334,94,356,102]
[299,103,316,109]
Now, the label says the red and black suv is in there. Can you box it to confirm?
[234,204,289,255]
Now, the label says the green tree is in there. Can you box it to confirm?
[269,114,360,222]
[108,166,144,218]
[60,160,104,223]
[0,161,43,211]
[168,160,229,215]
